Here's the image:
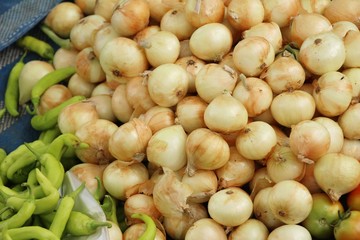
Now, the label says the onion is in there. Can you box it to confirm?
[267,224,312,240]
[184,0,225,28]
[342,68,360,103]
[341,139,360,161]
[124,193,162,225]
[323,0,360,29]
[146,125,187,171]
[242,22,283,53]
[235,121,277,161]
[216,146,255,189]
[314,152,360,201]
[232,36,275,77]
[87,95,116,122]
[160,8,196,41]
[108,118,152,162]
[195,63,237,103]
[175,96,207,133]
[260,56,306,94]
[58,101,99,134]
[146,0,175,23]
[163,203,208,240]
[226,0,264,31]
[208,187,253,227]
[343,30,360,68]
[75,119,117,164]
[313,116,344,153]
[75,47,106,83]
[182,169,218,204]
[123,223,165,240]
[152,167,193,218]
[332,21,359,39]
[67,74,96,97]
[126,76,156,112]
[228,218,269,240]
[268,180,313,224]
[94,0,118,21]
[141,30,181,67]
[300,0,331,14]
[103,160,149,200]
[175,55,206,94]
[107,221,123,240]
[111,84,133,123]
[299,31,346,75]
[189,22,233,62]
[185,128,230,176]
[338,103,360,140]
[133,25,161,45]
[232,75,273,117]
[53,48,79,70]
[111,0,150,37]
[91,23,120,58]
[18,60,55,105]
[139,106,175,134]
[270,90,316,128]
[99,37,149,83]
[289,12,333,47]
[253,187,284,230]
[204,91,248,134]
[266,145,306,183]
[312,71,353,117]
[289,119,330,163]
[69,163,107,199]
[69,14,107,51]
[184,218,227,240]
[147,63,189,107]
[44,2,84,38]
[249,167,275,199]
[91,82,114,96]
[261,0,301,28]
[38,84,73,114]
[75,0,96,15]
[300,163,323,194]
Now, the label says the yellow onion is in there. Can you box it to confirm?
[228,219,269,240]
[340,138,360,161]
[38,84,73,115]
[261,0,301,28]
[53,48,79,70]
[91,23,120,58]
[94,0,118,21]
[75,47,106,83]
[184,218,227,240]
[323,0,360,28]
[126,76,156,112]
[338,103,360,140]
[133,25,161,45]
[111,84,134,123]
[185,128,230,176]
[289,119,330,163]
[235,121,277,161]
[184,0,225,28]
[313,116,344,153]
[108,118,152,162]
[123,223,165,240]
[87,94,116,122]
[249,167,275,199]
[342,68,360,103]
[332,21,359,39]
[312,71,353,117]
[139,106,176,134]
[267,225,312,240]
[232,36,275,77]
[232,75,273,117]
[160,8,196,41]
[300,0,331,14]
[175,56,206,94]
[204,92,248,134]
[75,0,96,15]
[300,163,323,194]
[314,152,360,201]
[343,30,360,68]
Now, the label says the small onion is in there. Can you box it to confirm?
[300,163,323,194]
[123,223,165,240]
[312,71,353,117]
[323,0,360,28]
[270,90,316,128]
[268,180,313,224]
[185,128,230,176]
[343,30,360,68]
[38,84,73,114]
[338,103,360,140]
[208,187,253,227]
[228,219,269,240]
[260,56,306,94]
[342,67,360,103]
[87,95,116,122]
[146,125,187,171]
[103,160,149,200]
[111,84,133,123]
[253,187,284,230]
[332,21,359,39]
[53,48,79,70]
[146,0,174,23]
[232,75,273,117]
[189,22,233,62]
[314,152,360,201]
[261,0,301,28]
[184,218,227,240]
[91,23,120,58]
[108,118,152,162]
[216,146,255,189]
[175,96,208,133]
[249,167,275,199]
[313,116,344,153]
[160,8,196,41]
[139,106,175,134]
[235,121,277,161]
[133,25,161,45]
[91,82,114,96]
[300,0,331,14]
[267,224,312,240]
[75,0,96,15]
[289,120,330,163]
[111,0,150,37]
[195,63,237,103]
[184,0,225,28]
[147,63,189,107]
[126,76,156,112]
[299,31,345,76]
[75,47,106,83]
[204,92,248,134]
[58,101,99,134]
[341,138,360,161]
[94,0,118,21]
[232,36,275,77]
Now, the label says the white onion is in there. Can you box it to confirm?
[184,0,225,28]
[67,74,96,98]
[267,224,312,240]
[94,0,118,21]
[53,48,79,70]
[38,84,73,115]
[91,82,114,96]
[342,67,360,103]
[340,138,360,161]
[338,103,360,140]
[323,0,360,29]
[313,116,344,153]
[249,167,275,199]
[123,223,165,240]
[261,0,301,28]
[139,106,175,134]
[332,20,359,39]
[91,23,120,58]
[126,76,156,112]
[300,0,331,14]
[75,47,106,83]
[160,8,196,41]
[87,95,116,122]
[343,30,360,68]
[111,84,134,123]
[75,0,96,15]
[228,218,269,240]
[184,218,227,240]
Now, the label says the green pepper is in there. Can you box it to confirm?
[1,52,27,117]
[101,194,119,225]
[0,149,6,186]
[46,133,88,161]
[3,226,60,240]
[38,125,61,144]
[28,66,76,114]
[0,196,35,231]
[65,211,112,236]
[131,213,157,240]
[48,183,85,238]
[16,35,54,60]
[40,24,72,50]
[0,206,14,221]
[30,95,86,131]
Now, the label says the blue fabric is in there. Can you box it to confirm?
[0,0,62,153]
